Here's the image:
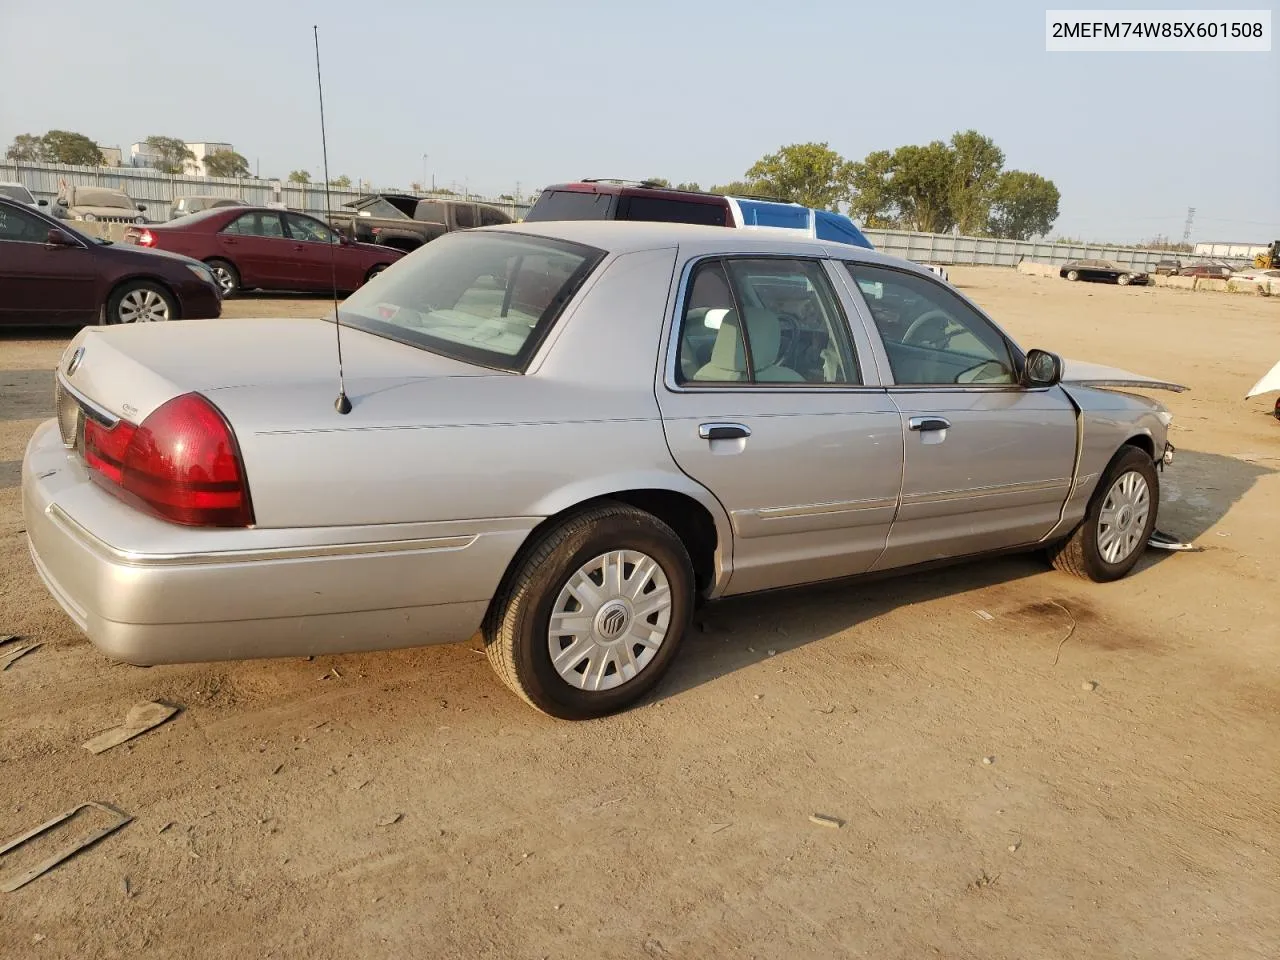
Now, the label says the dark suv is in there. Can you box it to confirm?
[524,180,733,227]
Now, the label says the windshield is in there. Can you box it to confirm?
[73,188,134,209]
[0,184,34,204]
[337,231,605,371]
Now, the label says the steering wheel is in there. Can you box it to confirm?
[902,309,956,349]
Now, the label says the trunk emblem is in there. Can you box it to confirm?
[66,346,85,375]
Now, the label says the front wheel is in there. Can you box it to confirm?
[1117,274,1130,286]
[483,503,694,719]
[106,281,176,324]
[1047,446,1158,582]
[1066,269,1080,281]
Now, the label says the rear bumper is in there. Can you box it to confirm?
[22,419,535,665]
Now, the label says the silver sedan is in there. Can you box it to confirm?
[23,221,1180,718]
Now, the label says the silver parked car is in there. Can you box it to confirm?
[24,222,1180,719]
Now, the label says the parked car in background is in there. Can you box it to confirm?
[1060,259,1150,285]
[0,181,48,209]
[0,197,221,326]
[25,220,1179,720]
[525,180,875,248]
[1176,262,1234,280]
[52,185,148,224]
[124,205,404,296]
[1230,268,1280,294]
[328,193,512,252]
[1153,258,1182,276]
[170,195,247,219]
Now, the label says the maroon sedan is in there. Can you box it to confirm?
[0,197,222,327]
[124,206,404,297]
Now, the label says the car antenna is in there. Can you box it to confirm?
[314,25,351,415]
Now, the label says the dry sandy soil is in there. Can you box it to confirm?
[1,272,1278,959]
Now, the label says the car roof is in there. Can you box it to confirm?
[541,180,733,205]
[481,219,911,268]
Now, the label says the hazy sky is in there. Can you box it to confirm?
[1,0,1275,242]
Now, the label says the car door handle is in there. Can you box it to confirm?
[222,238,237,245]
[698,422,751,441]
[908,416,951,432]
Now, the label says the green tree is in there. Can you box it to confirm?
[848,150,899,228]
[288,170,311,184]
[988,170,1060,240]
[708,180,775,198]
[675,182,702,192]
[145,135,196,175]
[947,130,1004,236]
[741,142,853,209]
[40,130,105,165]
[5,133,45,161]
[204,149,250,178]
[888,141,955,233]
[329,174,352,188]
[643,177,671,187]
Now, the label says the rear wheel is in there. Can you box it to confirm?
[106,281,176,324]
[1066,269,1080,281]
[483,503,694,719]
[1047,446,1158,582]
[1117,274,1130,286]
[364,263,390,284]
[205,259,240,297]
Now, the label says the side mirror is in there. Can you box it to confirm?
[46,229,76,248]
[337,233,351,245]
[1024,348,1063,387]
[56,197,68,206]
[37,199,49,207]
[136,204,147,212]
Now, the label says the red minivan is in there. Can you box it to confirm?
[124,206,404,297]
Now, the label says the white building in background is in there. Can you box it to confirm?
[184,142,234,176]
[129,140,236,176]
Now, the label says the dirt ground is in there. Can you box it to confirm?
[1,271,1278,960]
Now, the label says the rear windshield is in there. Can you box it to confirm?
[337,231,605,372]
[524,189,615,222]
[814,210,873,249]
[620,195,728,227]
[72,188,133,209]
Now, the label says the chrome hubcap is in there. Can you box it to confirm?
[118,289,170,323]
[547,550,672,692]
[1098,470,1150,564]
[211,266,235,294]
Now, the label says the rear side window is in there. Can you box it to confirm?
[453,204,478,229]
[524,190,614,221]
[414,200,446,224]
[478,205,510,227]
[620,195,728,227]
[736,199,809,230]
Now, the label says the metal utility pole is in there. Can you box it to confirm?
[1182,207,1196,244]
[421,153,428,194]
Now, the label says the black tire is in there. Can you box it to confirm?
[1117,274,1130,286]
[1066,269,1080,281]
[1047,446,1158,582]
[364,263,390,284]
[483,503,694,720]
[105,281,177,325]
[205,258,240,298]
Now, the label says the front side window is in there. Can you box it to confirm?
[0,185,36,204]
[285,213,336,243]
[675,258,860,385]
[414,200,446,224]
[223,212,285,238]
[0,203,48,242]
[843,263,1016,386]
[337,231,604,372]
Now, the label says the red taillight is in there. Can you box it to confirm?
[85,393,253,528]
[137,229,155,247]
